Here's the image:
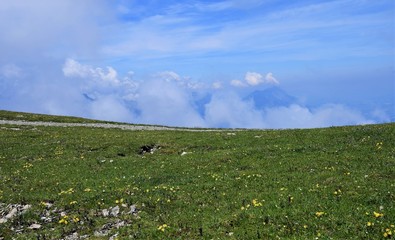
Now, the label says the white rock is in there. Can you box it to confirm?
[128,204,137,215]
[110,206,120,217]
[0,218,7,224]
[102,209,109,217]
[22,204,31,211]
[109,233,119,240]
[5,208,18,219]
[64,232,79,240]
[28,223,41,229]
[114,221,125,228]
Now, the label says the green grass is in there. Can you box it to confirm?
[0,110,394,239]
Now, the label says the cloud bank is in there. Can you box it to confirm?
[60,60,382,128]
[0,58,386,128]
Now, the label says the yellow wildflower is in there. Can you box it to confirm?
[384,228,392,237]
[59,215,69,225]
[367,222,373,227]
[252,199,263,207]
[315,211,325,217]
[115,198,124,204]
[158,224,169,232]
[373,211,384,218]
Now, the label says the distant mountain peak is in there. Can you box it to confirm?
[245,87,298,109]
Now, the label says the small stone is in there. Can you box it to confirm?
[114,221,125,228]
[0,218,7,224]
[128,204,137,215]
[102,209,109,217]
[5,208,18,219]
[110,206,120,217]
[94,230,109,237]
[22,204,32,211]
[109,233,119,240]
[28,223,41,230]
[64,232,79,240]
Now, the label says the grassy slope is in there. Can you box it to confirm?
[0,111,394,239]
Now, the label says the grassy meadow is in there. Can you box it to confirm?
[0,110,394,239]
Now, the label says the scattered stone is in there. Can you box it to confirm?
[110,206,120,217]
[94,229,109,237]
[139,144,159,154]
[109,233,119,240]
[102,209,109,217]
[0,204,32,223]
[42,201,53,209]
[22,204,32,211]
[180,151,191,156]
[128,204,138,215]
[64,232,80,240]
[5,208,18,219]
[114,221,125,228]
[28,223,41,230]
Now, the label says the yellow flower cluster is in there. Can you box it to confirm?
[333,189,341,195]
[158,224,169,232]
[376,142,383,150]
[58,188,74,195]
[72,216,80,223]
[384,227,393,238]
[373,211,384,218]
[23,163,33,169]
[252,199,263,207]
[115,198,124,204]
[59,215,79,224]
[59,215,69,225]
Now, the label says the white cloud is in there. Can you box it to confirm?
[230,79,247,87]
[205,92,266,128]
[243,71,280,86]
[137,79,206,127]
[63,58,120,86]
[212,82,223,89]
[90,96,136,123]
[245,71,263,86]
[265,72,280,85]
[263,104,374,129]
[155,71,181,82]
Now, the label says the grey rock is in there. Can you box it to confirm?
[28,223,41,229]
[5,208,17,219]
[110,206,120,217]
[102,209,109,217]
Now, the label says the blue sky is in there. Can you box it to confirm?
[0,0,394,128]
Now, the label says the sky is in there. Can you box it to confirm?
[0,0,394,128]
